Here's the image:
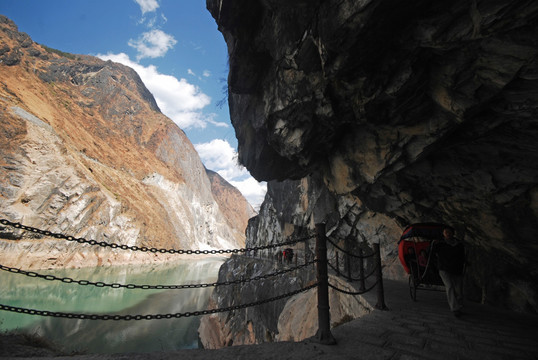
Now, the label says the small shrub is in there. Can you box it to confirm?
[41,45,76,60]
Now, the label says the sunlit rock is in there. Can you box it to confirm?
[0,15,252,269]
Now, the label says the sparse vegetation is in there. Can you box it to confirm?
[62,99,71,111]
[41,44,76,60]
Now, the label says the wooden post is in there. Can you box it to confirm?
[374,243,387,310]
[315,223,336,345]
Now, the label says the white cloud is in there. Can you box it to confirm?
[97,53,229,129]
[208,118,229,128]
[188,69,196,76]
[195,139,244,179]
[230,178,267,211]
[134,0,159,14]
[195,139,267,209]
[203,70,211,77]
[95,55,263,208]
[128,29,177,60]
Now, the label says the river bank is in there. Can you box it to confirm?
[0,258,226,354]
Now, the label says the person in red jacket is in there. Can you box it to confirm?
[433,226,465,317]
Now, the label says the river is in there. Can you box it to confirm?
[0,257,225,354]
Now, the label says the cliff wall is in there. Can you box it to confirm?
[200,0,538,348]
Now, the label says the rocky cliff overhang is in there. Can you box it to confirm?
[208,0,538,311]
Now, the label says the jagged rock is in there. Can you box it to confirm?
[198,254,316,348]
[199,255,311,348]
[0,15,249,269]
[276,275,373,342]
[199,253,374,347]
[202,0,538,348]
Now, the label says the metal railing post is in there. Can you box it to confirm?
[345,235,352,282]
[345,253,350,281]
[335,252,340,276]
[374,243,387,310]
[359,247,366,291]
[315,223,336,345]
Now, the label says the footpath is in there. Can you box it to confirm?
[3,279,538,360]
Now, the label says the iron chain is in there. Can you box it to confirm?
[0,282,318,321]
[0,219,314,255]
[326,237,375,259]
[0,260,318,290]
[0,219,382,322]
[327,261,379,282]
[328,280,379,296]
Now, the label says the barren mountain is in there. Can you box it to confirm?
[206,169,257,232]
[0,15,250,269]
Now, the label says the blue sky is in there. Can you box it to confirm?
[0,0,266,209]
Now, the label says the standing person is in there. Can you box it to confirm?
[434,226,465,317]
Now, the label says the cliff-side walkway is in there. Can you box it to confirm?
[5,279,538,359]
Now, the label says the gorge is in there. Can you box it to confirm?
[0,14,253,269]
[2,0,538,353]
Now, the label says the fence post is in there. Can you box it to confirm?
[344,235,352,282]
[335,253,340,276]
[374,243,387,310]
[315,223,336,345]
[346,253,351,282]
[358,247,365,291]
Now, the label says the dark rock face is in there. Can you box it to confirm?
[208,0,538,315]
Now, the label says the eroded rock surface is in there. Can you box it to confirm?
[201,0,538,348]
[0,15,250,269]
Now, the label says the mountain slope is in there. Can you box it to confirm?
[0,15,246,269]
[206,169,257,235]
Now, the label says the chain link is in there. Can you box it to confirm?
[0,260,318,290]
[326,237,375,259]
[327,261,379,282]
[328,280,379,296]
[0,219,314,255]
[0,219,383,322]
[0,282,318,320]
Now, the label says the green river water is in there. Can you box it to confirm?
[0,257,225,354]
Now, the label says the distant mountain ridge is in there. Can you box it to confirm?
[0,15,253,269]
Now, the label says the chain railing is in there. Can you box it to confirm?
[0,283,318,321]
[328,280,379,296]
[0,260,317,290]
[0,219,313,255]
[0,219,386,345]
[325,235,387,311]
